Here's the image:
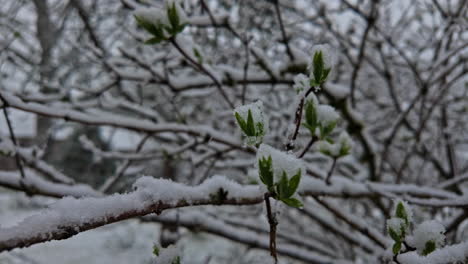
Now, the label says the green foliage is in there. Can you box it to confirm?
[392,241,402,255]
[193,48,203,64]
[171,256,181,264]
[319,121,337,139]
[388,227,401,242]
[275,170,303,208]
[303,100,318,134]
[246,110,256,136]
[303,99,339,141]
[339,140,352,156]
[258,156,274,189]
[421,240,436,256]
[396,202,409,226]
[165,2,186,35]
[258,156,303,208]
[134,4,187,45]
[281,197,303,208]
[310,51,332,86]
[153,245,160,256]
[234,109,265,145]
[235,112,247,132]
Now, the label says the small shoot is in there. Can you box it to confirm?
[134,1,188,44]
[234,101,268,146]
[258,157,303,208]
[310,51,332,86]
[421,240,437,256]
[303,100,318,135]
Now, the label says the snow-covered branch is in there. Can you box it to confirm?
[0,176,262,252]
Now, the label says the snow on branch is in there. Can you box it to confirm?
[3,142,75,185]
[0,170,100,198]
[0,176,262,252]
[146,211,351,264]
[0,92,246,151]
[299,177,458,200]
[398,240,468,264]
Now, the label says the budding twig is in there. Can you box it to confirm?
[264,192,278,263]
[287,86,317,151]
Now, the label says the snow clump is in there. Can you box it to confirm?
[412,220,445,254]
[256,144,305,182]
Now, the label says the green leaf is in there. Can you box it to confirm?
[313,51,324,84]
[153,245,160,256]
[285,170,301,198]
[235,112,247,132]
[171,256,181,264]
[245,109,256,136]
[134,15,159,36]
[167,2,179,34]
[276,171,289,199]
[320,121,337,139]
[256,122,264,137]
[258,156,274,188]
[388,227,401,242]
[392,241,402,255]
[281,197,303,208]
[421,240,436,256]
[144,37,164,45]
[193,48,203,64]
[304,100,317,134]
[396,202,409,225]
[322,68,331,82]
[339,144,351,157]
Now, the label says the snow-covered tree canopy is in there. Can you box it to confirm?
[0,0,467,263]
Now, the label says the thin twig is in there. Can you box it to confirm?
[264,193,278,263]
[0,94,28,193]
[241,36,251,105]
[325,158,337,184]
[287,86,316,151]
[298,136,318,158]
[169,38,235,109]
[273,0,294,61]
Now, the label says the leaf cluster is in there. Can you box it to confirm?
[303,101,337,140]
[235,110,264,144]
[134,3,187,45]
[389,202,411,255]
[258,156,303,208]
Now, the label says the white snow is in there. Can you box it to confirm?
[134,0,188,36]
[134,8,170,31]
[399,240,468,264]
[387,217,405,236]
[0,176,262,251]
[410,220,445,253]
[314,132,352,157]
[316,104,339,126]
[293,74,310,92]
[153,244,182,264]
[0,109,37,138]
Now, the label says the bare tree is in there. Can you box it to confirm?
[0,0,467,263]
